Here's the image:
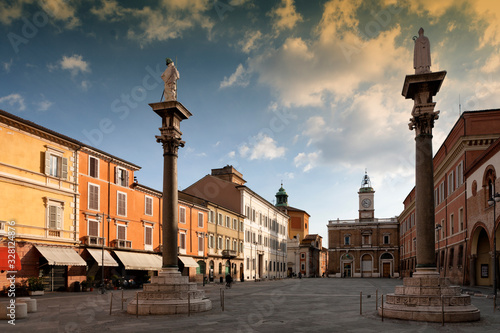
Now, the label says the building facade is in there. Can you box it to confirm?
[399,109,500,286]
[465,137,500,287]
[184,165,289,281]
[0,110,84,291]
[327,173,400,278]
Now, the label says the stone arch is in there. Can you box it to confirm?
[380,252,394,278]
[470,225,491,286]
[340,252,354,277]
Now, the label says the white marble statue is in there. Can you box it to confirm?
[161,58,180,101]
[413,27,431,74]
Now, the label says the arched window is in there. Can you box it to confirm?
[381,252,393,260]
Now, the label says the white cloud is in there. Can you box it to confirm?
[481,52,500,73]
[227,151,236,158]
[239,133,286,160]
[0,0,32,25]
[239,30,262,53]
[269,0,303,32]
[294,151,320,172]
[0,93,26,111]
[60,54,90,77]
[90,0,215,44]
[35,95,53,111]
[40,0,80,29]
[220,64,250,89]
[3,59,13,73]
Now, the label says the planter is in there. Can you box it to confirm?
[28,290,44,296]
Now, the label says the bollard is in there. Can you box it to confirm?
[441,295,445,326]
[109,292,113,315]
[122,289,124,310]
[222,289,225,312]
[494,295,496,312]
[136,292,139,318]
[360,291,362,315]
[376,289,378,310]
[381,295,384,322]
[220,288,223,308]
[188,292,191,317]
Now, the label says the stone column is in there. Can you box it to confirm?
[150,101,191,270]
[470,254,476,286]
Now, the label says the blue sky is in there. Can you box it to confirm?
[2,0,500,241]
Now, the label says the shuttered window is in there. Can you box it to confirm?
[117,192,127,216]
[198,212,203,227]
[179,207,186,223]
[89,156,99,178]
[145,196,153,216]
[198,236,204,252]
[117,224,126,240]
[48,204,62,230]
[45,151,68,179]
[88,184,99,210]
[115,167,129,187]
[145,226,153,246]
[179,232,186,249]
[89,220,99,237]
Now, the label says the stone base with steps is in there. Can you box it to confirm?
[379,271,480,322]
[127,268,212,315]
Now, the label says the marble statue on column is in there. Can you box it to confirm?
[414,27,431,74]
[161,58,179,101]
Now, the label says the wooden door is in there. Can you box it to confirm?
[382,262,391,278]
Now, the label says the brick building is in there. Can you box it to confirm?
[328,173,399,278]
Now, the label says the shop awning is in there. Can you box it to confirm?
[85,248,119,267]
[113,251,162,271]
[0,247,22,271]
[35,245,87,266]
[178,256,199,268]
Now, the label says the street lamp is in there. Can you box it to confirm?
[435,224,442,274]
[200,232,208,286]
[96,213,111,289]
[487,191,500,303]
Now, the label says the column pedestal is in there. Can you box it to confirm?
[379,272,479,322]
[127,268,212,315]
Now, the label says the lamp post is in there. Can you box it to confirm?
[201,232,208,286]
[435,224,442,274]
[487,191,500,302]
[96,213,111,288]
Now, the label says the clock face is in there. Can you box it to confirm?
[362,198,371,208]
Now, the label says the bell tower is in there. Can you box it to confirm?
[358,171,375,220]
[275,183,288,208]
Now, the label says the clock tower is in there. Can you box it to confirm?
[358,171,375,220]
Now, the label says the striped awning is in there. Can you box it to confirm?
[35,245,87,266]
[113,251,162,271]
[85,248,119,267]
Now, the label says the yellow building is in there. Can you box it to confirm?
[205,201,245,283]
[0,110,86,291]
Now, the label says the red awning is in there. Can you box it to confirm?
[0,246,22,271]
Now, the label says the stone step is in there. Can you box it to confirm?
[143,283,198,292]
[394,285,462,296]
[138,290,206,301]
[385,293,472,306]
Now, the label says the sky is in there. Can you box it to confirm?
[2,0,500,241]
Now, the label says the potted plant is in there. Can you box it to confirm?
[27,276,44,296]
[87,276,95,291]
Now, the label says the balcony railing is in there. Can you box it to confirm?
[222,249,237,258]
[111,239,132,249]
[82,235,105,246]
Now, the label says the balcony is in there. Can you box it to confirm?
[111,239,132,249]
[222,249,237,258]
[82,235,105,246]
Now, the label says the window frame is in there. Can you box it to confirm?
[145,196,153,216]
[117,224,127,240]
[179,206,186,224]
[198,212,204,228]
[88,183,100,211]
[144,225,153,250]
[89,156,99,178]
[117,191,127,217]
[115,166,129,187]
